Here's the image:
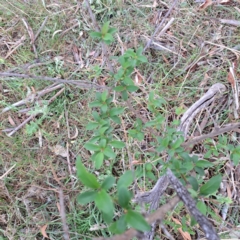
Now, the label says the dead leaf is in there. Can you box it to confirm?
[40,224,49,239]
[50,145,68,158]
[226,184,232,200]
[69,125,79,139]
[89,51,95,56]
[219,0,231,3]
[8,115,16,126]
[162,55,170,65]
[38,129,43,148]
[132,160,142,165]
[0,214,7,224]
[219,19,240,27]
[199,0,213,10]
[172,217,192,240]
[98,76,108,86]
[31,86,36,94]
[134,70,144,85]
[199,72,210,87]
[235,7,240,14]
[90,224,107,231]
[140,0,158,7]
[22,18,35,44]
[56,202,61,212]
[72,44,83,67]
[219,0,233,4]
[227,68,235,86]
[228,60,239,114]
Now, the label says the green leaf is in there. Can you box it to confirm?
[89,31,102,39]
[196,160,214,168]
[200,175,222,196]
[121,90,128,100]
[126,85,138,92]
[101,91,108,101]
[103,33,114,42]
[188,188,198,198]
[98,126,109,135]
[136,46,144,55]
[92,152,104,169]
[109,215,127,234]
[146,171,156,180]
[109,107,125,117]
[197,201,207,215]
[125,66,134,75]
[99,139,107,148]
[124,48,135,56]
[180,161,194,172]
[77,191,97,205]
[231,146,240,165]
[114,68,124,80]
[92,111,100,121]
[187,176,199,191]
[103,146,116,158]
[114,85,125,92]
[171,137,184,149]
[26,122,39,136]
[123,76,134,85]
[76,157,100,189]
[171,158,180,170]
[86,122,99,130]
[145,163,153,171]
[118,187,132,208]
[195,166,205,176]
[101,104,108,113]
[111,116,121,124]
[117,170,133,188]
[102,176,115,190]
[110,140,125,148]
[84,142,101,151]
[101,21,110,35]
[108,27,117,34]
[190,216,197,226]
[125,210,150,232]
[95,189,114,220]
[137,55,147,63]
[89,101,102,108]
[136,132,144,141]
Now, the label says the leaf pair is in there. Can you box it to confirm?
[90,21,117,45]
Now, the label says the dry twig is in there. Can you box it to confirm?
[58,189,70,240]
[0,72,106,89]
[144,0,178,51]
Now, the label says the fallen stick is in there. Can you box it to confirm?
[0,72,107,89]
[7,114,36,137]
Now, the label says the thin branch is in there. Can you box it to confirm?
[167,169,219,240]
[34,16,48,41]
[1,83,64,114]
[144,0,178,51]
[0,72,106,89]
[0,164,16,180]
[183,122,240,147]
[84,0,100,31]
[64,106,74,183]
[59,189,70,240]
[7,114,36,137]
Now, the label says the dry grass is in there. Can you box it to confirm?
[0,0,240,239]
